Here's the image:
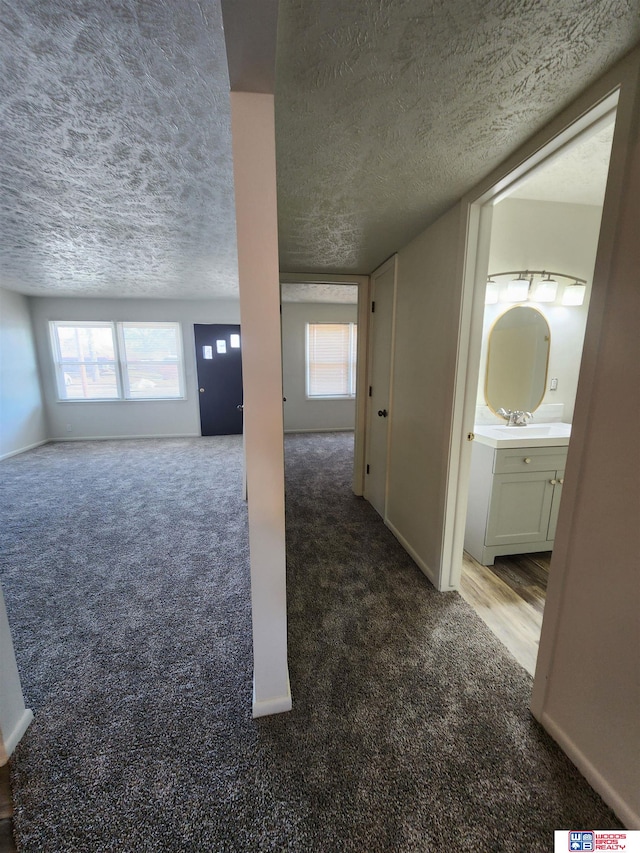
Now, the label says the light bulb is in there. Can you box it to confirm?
[561,283,586,306]
[532,278,558,303]
[505,276,530,302]
[485,280,499,304]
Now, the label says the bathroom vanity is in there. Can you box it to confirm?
[464,423,571,566]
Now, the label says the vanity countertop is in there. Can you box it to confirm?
[473,422,572,449]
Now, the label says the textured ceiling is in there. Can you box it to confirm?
[281,282,358,303]
[1,1,640,299]
[275,0,640,274]
[0,0,238,299]
[509,120,615,206]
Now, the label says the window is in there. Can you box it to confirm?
[306,322,357,398]
[50,321,185,401]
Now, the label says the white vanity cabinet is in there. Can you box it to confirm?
[464,441,567,566]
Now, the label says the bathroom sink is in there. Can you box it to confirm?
[472,422,571,448]
[491,424,571,437]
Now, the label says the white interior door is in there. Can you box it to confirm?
[364,256,397,518]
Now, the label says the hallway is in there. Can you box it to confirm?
[0,434,620,851]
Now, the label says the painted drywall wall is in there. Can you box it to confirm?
[529,52,640,827]
[281,302,357,432]
[28,297,240,440]
[231,91,290,717]
[477,198,603,423]
[385,203,463,587]
[0,584,33,763]
[0,288,48,459]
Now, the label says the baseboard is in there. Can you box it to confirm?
[535,709,640,828]
[252,673,292,718]
[0,708,34,765]
[283,428,355,434]
[384,519,439,589]
[0,439,49,461]
[52,432,201,442]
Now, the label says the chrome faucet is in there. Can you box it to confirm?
[496,408,533,426]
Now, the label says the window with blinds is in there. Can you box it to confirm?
[306,322,357,398]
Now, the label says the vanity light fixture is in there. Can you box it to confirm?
[485,279,499,304]
[486,270,587,307]
[505,274,530,302]
[531,274,558,303]
[561,281,586,306]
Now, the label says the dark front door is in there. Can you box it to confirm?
[194,324,243,435]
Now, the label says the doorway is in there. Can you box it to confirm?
[194,324,243,436]
[279,274,371,496]
[453,99,618,673]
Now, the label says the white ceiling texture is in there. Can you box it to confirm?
[1,1,639,299]
[509,120,615,206]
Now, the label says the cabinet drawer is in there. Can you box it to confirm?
[494,446,568,474]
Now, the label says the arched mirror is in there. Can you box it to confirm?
[485,306,550,414]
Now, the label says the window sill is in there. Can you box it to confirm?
[56,397,187,403]
[305,396,356,401]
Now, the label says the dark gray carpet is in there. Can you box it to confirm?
[0,433,620,851]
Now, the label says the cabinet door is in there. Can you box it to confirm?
[485,471,555,547]
[547,469,564,541]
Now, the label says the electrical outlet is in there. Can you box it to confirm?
[66,424,72,433]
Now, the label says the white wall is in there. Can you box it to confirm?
[281,302,357,432]
[0,585,33,764]
[0,297,37,751]
[0,288,48,459]
[477,199,603,423]
[29,297,240,440]
[385,203,464,587]
[530,52,640,827]
[231,91,290,717]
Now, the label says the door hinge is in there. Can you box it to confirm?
[366,464,370,474]
[368,386,372,397]
[371,301,375,313]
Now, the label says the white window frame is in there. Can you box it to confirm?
[305,322,357,400]
[49,320,185,402]
[117,321,185,400]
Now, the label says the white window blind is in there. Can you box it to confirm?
[306,323,357,398]
[50,321,185,401]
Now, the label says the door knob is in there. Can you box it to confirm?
[199,388,205,393]
[237,404,244,411]
[378,409,388,418]
[550,479,557,485]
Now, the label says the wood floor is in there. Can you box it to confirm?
[0,764,16,853]
[459,550,551,676]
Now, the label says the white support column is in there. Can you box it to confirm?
[0,585,33,763]
[230,91,291,717]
